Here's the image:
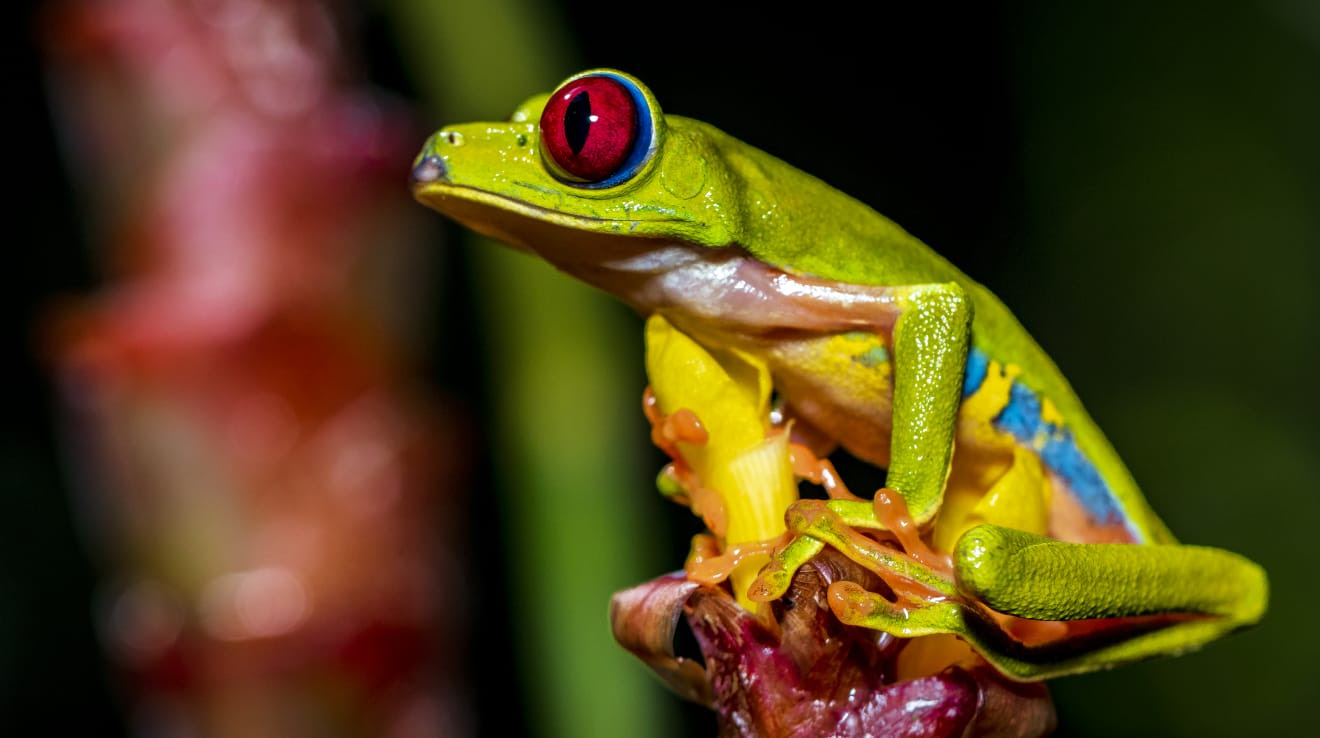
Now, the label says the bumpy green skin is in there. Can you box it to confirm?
[415,70,1168,541]
[413,69,1268,679]
[949,524,1268,679]
[885,284,970,519]
[955,525,1266,622]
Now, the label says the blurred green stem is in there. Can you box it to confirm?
[388,2,672,736]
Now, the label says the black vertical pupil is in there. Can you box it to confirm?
[564,91,592,155]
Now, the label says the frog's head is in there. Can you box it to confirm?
[411,69,756,255]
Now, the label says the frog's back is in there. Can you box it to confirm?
[719,136,1174,545]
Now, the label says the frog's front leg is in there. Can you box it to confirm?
[883,283,971,522]
[664,272,972,602]
[706,274,971,520]
[718,278,971,597]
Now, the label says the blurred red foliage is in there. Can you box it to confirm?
[43,1,468,735]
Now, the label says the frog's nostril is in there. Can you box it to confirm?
[411,155,447,184]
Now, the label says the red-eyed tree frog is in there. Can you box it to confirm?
[410,69,1267,681]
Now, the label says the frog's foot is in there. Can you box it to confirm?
[643,387,732,532]
[787,441,863,501]
[643,386,708,458]
[872,488,951,570]
[822,562,1071,682]
[744,501,1010,676]
[828,580,966,638]
[739,443,871,601]
[685,532,792,588]
[747,483,950,602]
[747,534,824,602]
[823,582,1051,682]
[748,498,957,605]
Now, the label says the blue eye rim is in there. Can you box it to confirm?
[544,70,663,191]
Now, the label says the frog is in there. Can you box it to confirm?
[410,68,1267,681]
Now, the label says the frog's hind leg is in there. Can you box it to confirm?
[942,523,1269,679]
[755,512,1268,682]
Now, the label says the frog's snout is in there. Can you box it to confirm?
[413,127,470,186]
[411,154,447,185]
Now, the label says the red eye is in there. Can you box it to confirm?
[540,75,641,183]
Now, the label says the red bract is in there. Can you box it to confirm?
[612,551,1056,738]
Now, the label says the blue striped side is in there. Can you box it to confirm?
[963,348,989,397]
[962,348,1121,523]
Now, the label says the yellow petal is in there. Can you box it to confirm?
[645,315,770,459]
[644,315,800,607]
[718,433,796,547]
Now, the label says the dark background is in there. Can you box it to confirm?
[7,0,1317,735]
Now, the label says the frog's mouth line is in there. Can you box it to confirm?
[412,181,693,252]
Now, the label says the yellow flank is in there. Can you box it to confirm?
[825,332,892,374]
[766,332,892,383]
[961,358,1020,427]
[1040,397,1066,428]
[969,446,1051,535]
[934,359,1052,551]
[762,332,893,410]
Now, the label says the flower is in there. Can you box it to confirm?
[611,552,1055,737]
